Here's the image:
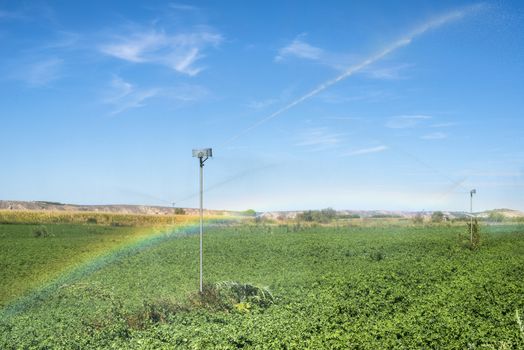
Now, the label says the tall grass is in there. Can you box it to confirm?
[0,210,205,226]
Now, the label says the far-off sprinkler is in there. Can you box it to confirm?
[470,189,476,244]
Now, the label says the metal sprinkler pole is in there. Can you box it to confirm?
[470,189,476,245]
[199,157,204,294]
[192,148,212,294]
[470,191,473,243]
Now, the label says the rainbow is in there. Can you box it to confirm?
[0,217,237,319]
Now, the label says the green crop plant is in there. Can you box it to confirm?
[1,222,523,348]
[467,218,481,250]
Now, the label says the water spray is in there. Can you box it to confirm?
[219,5,483,148]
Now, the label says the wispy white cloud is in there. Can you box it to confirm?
[100,27,222,76]
[275,37,324,62]
[276,36,412,80]
[0,2,57,24]
[0,9,24,20]
[325,116,362,121]
[247,85,297,110]
[420,132,447,140]
[360,63,413,80]
[275,35,356,69]
[162,83,209,102]
[169,3,199,11]
[430,122,457,128]
[103,76,209,115]
[42,31,80,50]
[247,98,279,110]
[295,127,345,151]
[385,115,432,129]
[104,76,160,115]
[13,58,64,86]
[318,89,397,104]
[342,145,388,156]
[459,171,523,178]
[469,181,524,188]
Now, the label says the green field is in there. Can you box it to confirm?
[1,222,524,349]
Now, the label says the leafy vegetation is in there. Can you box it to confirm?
[174,208,186,215]
[1,221,523,349]
[488,211,506,222]
[431,210,445,223]
[412,214,424,224]
[241,209,257,217]
[0,224,152,306]
[338,213,361,219]
[466,218,482,250]
[296,207,337,222]
[32,225,51,238]
[370,214,402,219]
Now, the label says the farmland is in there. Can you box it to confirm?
[1,219,524,349]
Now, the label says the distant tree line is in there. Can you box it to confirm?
[370,214,402,219]
[241,209,257,217]
[487,211,505,222]
[296,208,337,223]
[411,211,516,224]
[338,213,360,219]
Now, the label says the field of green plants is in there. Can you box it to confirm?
[1,221,523,349]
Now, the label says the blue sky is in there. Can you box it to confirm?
[1,0,523,211]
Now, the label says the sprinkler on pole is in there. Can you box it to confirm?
[192,148,212,293]
[470,189,476,244]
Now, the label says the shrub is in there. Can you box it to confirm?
[254,215,271,224]
[369,250,386,261]
[189,281,274,311]
[32,225,50,238]
[339,214,360,219]
[174,208,186,215]
[431,211,444,223]
[242,209,256,217]
[126,299,187,329]
[296,208,337,223]
[488,211,505,222]
[466,218,481,250]
[412,214,424,224]
[217,281,274,308]
[320,208,337,220]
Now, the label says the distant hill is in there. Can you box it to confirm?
[0,200,237,216]
[257,209,524,220]
[1,200,523,220]
[476,208,524,218]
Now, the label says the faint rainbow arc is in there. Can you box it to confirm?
[0,218,235,319]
